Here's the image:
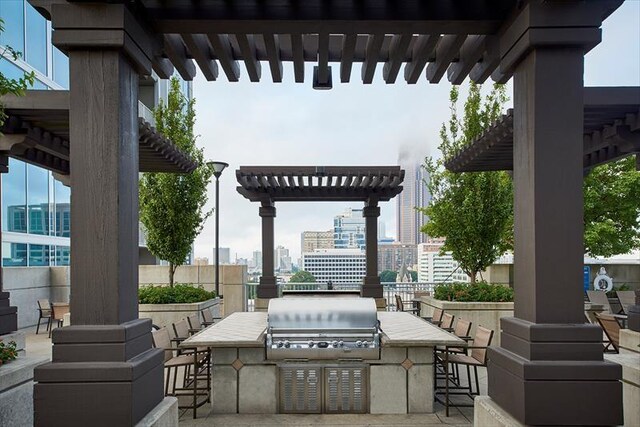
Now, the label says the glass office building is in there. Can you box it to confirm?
[0,0,191,267]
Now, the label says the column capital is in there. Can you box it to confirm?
[362,206,380,218]
[259,206,276,218]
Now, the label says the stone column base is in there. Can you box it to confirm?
[0,355,48,427]
[34,319,164,427]
[135,397,178,427]
[474,396,524,427]
[362,277,382,298]
[0,291,18,335]
[257,276,278,299]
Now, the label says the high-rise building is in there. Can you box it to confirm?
[302,249,366,284]
[301,230,334,253]
[275,245,292,272]
[217,247,231,265]
[396,148,431,245]
[378,243,417,273]
[417,242,469,283]
[0,0,191,268]
[334,208,366,249]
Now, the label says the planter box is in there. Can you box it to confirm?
[139,297,220,329]
[419,296,514,346]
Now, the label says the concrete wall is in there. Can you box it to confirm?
[139,264,218,293]
[3,267,69,329]
[587,264,640,290]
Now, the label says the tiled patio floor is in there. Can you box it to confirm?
[20,326,486,426]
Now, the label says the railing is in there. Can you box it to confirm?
[245,282,438,312]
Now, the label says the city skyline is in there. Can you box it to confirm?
[188,2,639,262]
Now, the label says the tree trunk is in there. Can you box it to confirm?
[469,271,477,284]
[169,262,175,287]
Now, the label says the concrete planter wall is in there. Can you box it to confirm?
[419,296,514,346]
[139,297,221,329]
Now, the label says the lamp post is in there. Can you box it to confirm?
[207,161,229,296]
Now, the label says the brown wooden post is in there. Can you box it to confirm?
[0,155,18,335]
[487,3,623,425]
[32,3,164,426]
[361,201,382,298]
[258,203,278,298]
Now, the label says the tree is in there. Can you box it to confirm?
[289,270,316,283]
[0,18,35,130]
[420,83,512,283]
[139,78,213,286]
[584,156,640,257]
[379,270,397,283]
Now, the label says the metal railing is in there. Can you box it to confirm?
[245,282,438,312]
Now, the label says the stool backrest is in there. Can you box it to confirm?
[453,318,472,338]
[471,326,494,364]
[151,328,173,362]
[395,295,404,311]
[173,319,190,340]
[441,312,455,329]
[202,307,214,323]
[38,299,51,314]
[432,307,444,323]
[188,313,202,330]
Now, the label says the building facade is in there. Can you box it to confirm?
[301,230,334,252]
[0,0,191,267]
[333,207,366,249]
[302,249,366,284]
[417,242,469,283]
[396,148,431,245]
[378,243,417,273]
[275,245,292,272]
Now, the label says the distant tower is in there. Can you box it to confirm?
[396,147,431,245]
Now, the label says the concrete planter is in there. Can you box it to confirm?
[139,297,220,329]
[419,296,514,346]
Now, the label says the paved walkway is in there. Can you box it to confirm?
[19,326,486,426]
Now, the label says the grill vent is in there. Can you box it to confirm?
[279,366,322,414]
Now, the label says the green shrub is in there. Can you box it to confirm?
[0,340,18,365]
[433,281,514,302]
[138,284,216,304]
[606,283,631,298]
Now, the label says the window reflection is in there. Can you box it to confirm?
[2,242,27,266]
[2,158,27,233]
[54,179,70,237]
[29,244,50,266]
[0,0,25,54]
[52,46,69,89]
[25,4,47,74]
[27,163,49,235]
[55,246,70,266]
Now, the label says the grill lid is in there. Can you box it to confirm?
[267,297,378,330]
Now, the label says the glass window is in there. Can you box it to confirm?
[25,4,47,73]
[27,163,49,235]
[52,46,69,88]
[55,246,70,266]
[0,0,25,54]
[29,244,50,266]
[2,158,26,233]
[2,242,27,266]
[54,179,70,237]
[0,57,24,81]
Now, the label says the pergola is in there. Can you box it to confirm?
[11,1,628,426]
[445,87,640,172]
[236,166,404,298]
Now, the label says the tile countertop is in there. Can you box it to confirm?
[180,311,464,348]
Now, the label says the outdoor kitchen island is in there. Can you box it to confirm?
[181,298,464,415]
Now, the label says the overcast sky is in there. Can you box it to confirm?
[191,1,640,263]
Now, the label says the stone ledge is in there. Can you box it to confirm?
[0,355,48,393]
[474,396,523,427]
[135,396,178,427]
[620,328,640,353]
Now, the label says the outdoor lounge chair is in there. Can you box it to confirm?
[151,327,210,418]
[36,299,51,335]
[617,290,636,315]
[594,313,622,353]
[435,325,494,417]
[587,290,614,313]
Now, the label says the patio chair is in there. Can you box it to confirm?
[395,294,419,314]
[48,303,70,338]
[36,299,52,335]
[594,313,622,353]
[436,325,494,417]
[440,312,455,332]
[435,318,473,385]
[187,314,203,333]
[151,327,210,418]
[617,290,636,315]
[200,307,220,326]
[423,307,444,326]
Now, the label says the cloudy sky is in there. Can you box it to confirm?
[191,1,640,263]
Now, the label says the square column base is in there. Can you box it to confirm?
[362,277,382,298]
[474,396,524,427]
[0,291,18,335]
[257,276,278,299]
[135,397,178,427]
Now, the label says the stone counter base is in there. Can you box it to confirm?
[474,396,523,427]
[210,346,435,415]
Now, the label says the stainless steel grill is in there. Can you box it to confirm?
[266,297,380,360]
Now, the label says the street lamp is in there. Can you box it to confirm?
[207,161,229,296]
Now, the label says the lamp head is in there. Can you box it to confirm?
[207,161,229,178]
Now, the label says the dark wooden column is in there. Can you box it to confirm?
[33,3,164,426]
[487,4,622,425]
[258,204,278,298]
[361,201,382,298]
[0,155,18,335]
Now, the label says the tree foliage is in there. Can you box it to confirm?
[139,78,213,286]
[420,83,512,283]
[584,156,640,257]
[0,18,35,130]
[289,270,316,283]
[379,270,397,283]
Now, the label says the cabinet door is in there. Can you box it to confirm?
[324,366,368,414]
[279,366,322,413]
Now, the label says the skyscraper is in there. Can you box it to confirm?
[334,208,366,249]
[396,147,431,245]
